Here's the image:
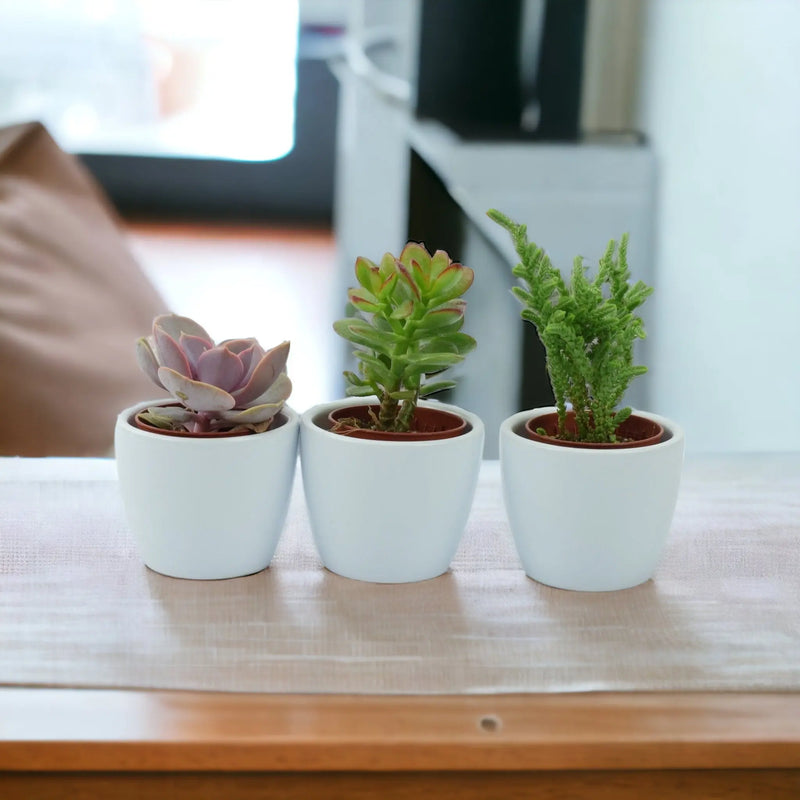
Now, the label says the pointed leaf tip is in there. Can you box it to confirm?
[135,336,164,389]
[153,313,213,345]
[231,341,289,406]
[153,326,193,379]
[399,242,431,270]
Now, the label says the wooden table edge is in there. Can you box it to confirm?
[1,689,799,772]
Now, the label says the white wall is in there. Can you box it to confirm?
[637,0,800,452]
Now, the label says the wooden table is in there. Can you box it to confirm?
[3,455,800,797]
[2,689,800,798]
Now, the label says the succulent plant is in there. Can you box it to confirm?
[334,242,476,432]
[135,314,292,434]
[488,209,653,444]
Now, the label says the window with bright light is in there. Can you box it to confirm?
[0,0,299,161]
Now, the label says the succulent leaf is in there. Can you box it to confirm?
[414,305,465,332]
[376,271,399,300]
[348,288,382,313]
[334,318,397,352]
[196,346,245,392]
[138,406,195,430]
[219,402,282,425]
[343,370,369,387]
[154,314,213,345]
[236,344,260,379]
[354,353,394,386]
[218,337,258,355]
[135,337,163,390]
[157,367,236,412]
[428,250,452,281]
[378,252,397,278]
[430,264,474,302]
[345,383,377,397]
[416,318,465,339]
[418,380,456,397]
[179,334,211,374]
[143,405,194,422]
[399,242,430,271]
[408,259,429,293]
[390,299,414,319]
[396,262,421,300]
[154,327,192,378]
[431,332,477,355]
[242,371,292,407]
[355,257,382,293]
[402,351,463,370]
[263,339,290,375]
[231,340,290,405]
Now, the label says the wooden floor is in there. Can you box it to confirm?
[126,222,339,413]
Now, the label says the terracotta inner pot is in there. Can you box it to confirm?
[524,410,663,450]
[327,404,468,442]
[131,406,286,439]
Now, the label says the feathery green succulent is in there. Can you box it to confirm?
[334,243,476,432]
[488,209,653,444]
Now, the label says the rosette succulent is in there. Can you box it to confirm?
[135,314,292,434]
[334,242,476,432]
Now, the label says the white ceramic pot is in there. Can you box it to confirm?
[300,399,484,583]
[115,400,299,579]
[500,407,684,592]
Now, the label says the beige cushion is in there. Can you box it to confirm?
[0,122,166,456]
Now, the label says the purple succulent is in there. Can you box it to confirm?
[135,314,292,434]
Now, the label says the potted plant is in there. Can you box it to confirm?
[115,313,297,580]
[300,243,485,583]
[488,209,684,592]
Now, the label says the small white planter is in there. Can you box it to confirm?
[300,398,484,583]
[500,407,684,591]
[115,400,299,579]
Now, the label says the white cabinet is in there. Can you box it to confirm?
[332,2,655,456]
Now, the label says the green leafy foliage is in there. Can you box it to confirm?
[334,243,476,432]
[487,209,653,443]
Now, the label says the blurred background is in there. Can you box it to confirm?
[1,0,798,455]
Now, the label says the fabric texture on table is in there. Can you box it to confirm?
[1,456,799,694]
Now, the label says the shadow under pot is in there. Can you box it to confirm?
[500,406,684,592]
[115,400,299,580]
[300,399,484,583]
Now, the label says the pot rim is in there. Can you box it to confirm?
[118,399,298,444]
[501,406,684,455]
[302,398,484,448]
[328,403,469,441]
[524,409,664,450]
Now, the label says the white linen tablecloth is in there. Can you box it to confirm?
[1,455,799,694]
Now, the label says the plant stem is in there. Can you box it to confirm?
[396,393,418,431]
[380,311,422,431]
[377,394,400,430]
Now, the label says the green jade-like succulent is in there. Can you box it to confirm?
[136,314,292,434]
[488,209,653,444]
[334,243,476,432]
